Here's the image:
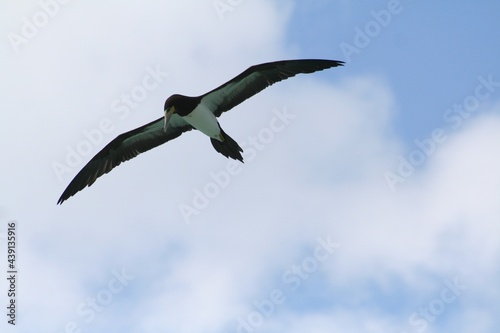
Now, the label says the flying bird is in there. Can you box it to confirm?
[57,59,344,204]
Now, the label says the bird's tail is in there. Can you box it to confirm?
[210,130,244,162]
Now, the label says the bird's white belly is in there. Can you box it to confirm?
[183,103,222,139]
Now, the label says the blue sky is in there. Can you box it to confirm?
[286,0,500,142]
[1,1,500,333]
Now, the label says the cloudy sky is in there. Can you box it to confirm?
[1,1,500,332]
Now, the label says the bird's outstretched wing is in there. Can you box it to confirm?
[57,115,193,204]
[200,59,344,117]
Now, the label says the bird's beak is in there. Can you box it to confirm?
[163,106,175,132]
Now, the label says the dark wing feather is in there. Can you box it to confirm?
[57,116,193,204]
[200,59,344,117]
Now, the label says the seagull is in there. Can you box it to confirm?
[57,59,344,204]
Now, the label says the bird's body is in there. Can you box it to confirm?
[57,59,344,204]
[182,100,222,140]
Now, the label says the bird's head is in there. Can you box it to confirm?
[163,94,182,132]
